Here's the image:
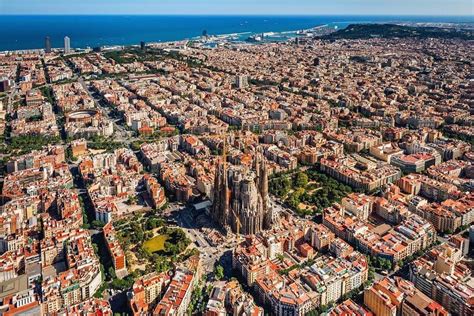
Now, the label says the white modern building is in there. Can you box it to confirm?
[64,36,71,53]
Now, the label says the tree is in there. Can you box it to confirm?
[154,257,170,273]
[281,177,292,194]
[295,172,309,188]
[126,195,138,205]
[146,217,164,230]
[368,266,375,282]
[108,267,116,279]
[366,255,372,266]
[111,275,135,290]
[130,141,144,151]
[91,220,105,229]
[131,222,145,243]
[100,264,105,280]
[215,265,224,280]
[378,258,392,271]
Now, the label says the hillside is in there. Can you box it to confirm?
[320,23,473,40]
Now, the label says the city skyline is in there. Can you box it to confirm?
[1,0,473,16]
[0,1,473,315]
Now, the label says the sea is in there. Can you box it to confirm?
[0,15,473,52]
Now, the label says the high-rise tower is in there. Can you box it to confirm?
[234,75,249,89]
[45,36,51,53]
[64,36,71,54]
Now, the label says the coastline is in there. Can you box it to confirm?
[0,21,327,53]
[0,15,472,53]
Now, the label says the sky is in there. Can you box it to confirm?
[1,0,473,16]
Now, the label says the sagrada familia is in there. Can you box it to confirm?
[211,149,277,235]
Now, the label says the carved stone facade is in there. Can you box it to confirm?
[212,151,276,235]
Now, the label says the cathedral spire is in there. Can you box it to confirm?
[212,139,274,235]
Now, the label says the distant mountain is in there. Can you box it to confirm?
[319,23,473,40]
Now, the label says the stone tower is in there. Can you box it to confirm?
[212,147,277,235]
[211,140,229,233]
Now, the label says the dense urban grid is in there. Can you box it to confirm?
[0,25,473,316]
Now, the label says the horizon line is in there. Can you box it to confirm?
[1,13,473,17]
